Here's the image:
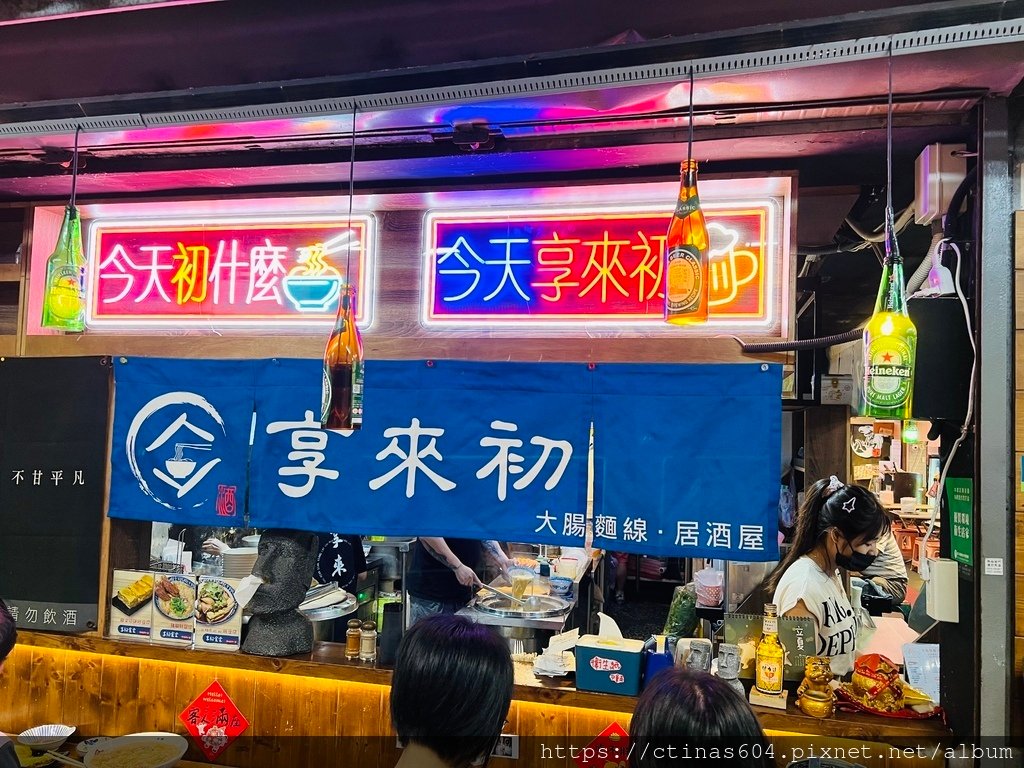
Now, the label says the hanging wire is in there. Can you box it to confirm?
[884,38,899,266]
[69,126,82,209]
[686,66,695,165]
[345,104,357,292]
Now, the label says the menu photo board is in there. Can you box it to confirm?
[0,357,110,633]
[150,573,197,646]
[109,570,155,641]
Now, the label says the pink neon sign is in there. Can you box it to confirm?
[423,201,782,327]
[87,216,373,327]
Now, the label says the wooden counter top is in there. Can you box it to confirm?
[17,632,952,746]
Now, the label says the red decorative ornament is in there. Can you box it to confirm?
[574,721,629,768]
[178,680,250,761]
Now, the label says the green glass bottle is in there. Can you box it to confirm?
[862,236,917,418]
[41,204,86,332]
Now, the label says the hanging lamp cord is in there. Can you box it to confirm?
[345,105,357,293]
[686,66,694,166]
[69,126,82,210]
[884,39,899,266]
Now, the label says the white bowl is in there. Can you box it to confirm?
[18,724,76,751]
[241,535,261,547]
[77,737,112,757]
[85,732,188,768]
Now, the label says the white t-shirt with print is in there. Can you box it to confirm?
[772,555,857,675]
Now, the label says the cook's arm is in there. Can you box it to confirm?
[419,537,479,587]
[482,540,512,583]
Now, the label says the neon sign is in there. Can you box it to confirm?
[87,216,375,327]
[423,200,784,328]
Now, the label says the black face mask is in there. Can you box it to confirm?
[835,539,877,572]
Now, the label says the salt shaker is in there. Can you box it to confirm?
[359,620,377,662]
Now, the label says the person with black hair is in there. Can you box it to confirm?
[629,667,772,768]
[390,614,512,768]
[1,598,20,768]
[764,475,889,676]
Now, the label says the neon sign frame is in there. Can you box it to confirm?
[420,190,790,333]
[85,214,376,329]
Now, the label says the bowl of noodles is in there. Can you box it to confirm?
[154,576,196,621]
[85,732,187,768]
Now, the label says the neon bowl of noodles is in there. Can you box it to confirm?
[85,732,188,768]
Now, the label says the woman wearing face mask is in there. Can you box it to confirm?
[763,476,889,676]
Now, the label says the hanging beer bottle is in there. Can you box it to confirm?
[664,159,709,324]
[862,226,917,418]
[321,283,364,431]
[41,204,86,332]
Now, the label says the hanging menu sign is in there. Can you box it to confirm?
[0,357,110,632]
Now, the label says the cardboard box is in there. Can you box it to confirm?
[151,573,197,646]
[195,577,243,651]
[575,635,645,696]
[109,570,154,641]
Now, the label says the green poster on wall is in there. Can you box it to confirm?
[946,477,973,567]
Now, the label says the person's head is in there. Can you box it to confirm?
[391,614,512,768]
[629,667,771,768]
[0,598,17,674]
[766,476,889,593]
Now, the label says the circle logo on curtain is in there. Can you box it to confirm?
[125,391,230,511]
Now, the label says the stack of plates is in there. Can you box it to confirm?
[223,547,259,579]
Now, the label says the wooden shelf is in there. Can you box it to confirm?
[0,263,20,282]
[0,335,16,356]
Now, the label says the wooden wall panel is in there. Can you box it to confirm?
[1016,212,1024,269]
[136,659,180,733]
[62,649,104,737]
[1017,332,1024,383]
[1017,512,1024,576]
[1016,394,1024,454]
[803,406,851,490]
[28,648,67,732]
[1016,575,1024,638]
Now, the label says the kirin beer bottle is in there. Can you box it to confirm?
[664,159,710,324]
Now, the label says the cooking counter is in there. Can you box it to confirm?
[5,630,952,768]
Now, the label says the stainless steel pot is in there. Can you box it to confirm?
[492,623,555,654]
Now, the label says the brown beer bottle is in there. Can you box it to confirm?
[320,284,363,430]
[664,159,709,324]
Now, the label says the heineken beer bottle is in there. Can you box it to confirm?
[862,228,917,418]
[41,204,87,332]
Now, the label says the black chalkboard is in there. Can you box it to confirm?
[0,356,111,632]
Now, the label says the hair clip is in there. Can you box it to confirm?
[841,497,857,514]
[824,475,844,497]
